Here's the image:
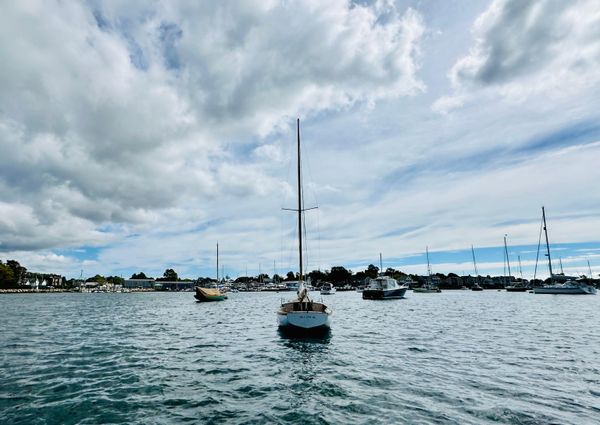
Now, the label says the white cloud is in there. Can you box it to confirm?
[437,0,600,111]
[0,1,426,254]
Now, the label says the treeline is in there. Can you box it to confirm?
[129,269,193,282]
[232,264,389,284]
[0,260,66,289]
[0,260,26,288]
[124,264,389,285]
[85,275,125,285]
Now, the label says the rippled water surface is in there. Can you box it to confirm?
[1,291,599,424]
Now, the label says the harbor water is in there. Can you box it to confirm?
[1,291,599,424]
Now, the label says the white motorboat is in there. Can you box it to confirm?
[320,282,336,295]
[363,254,408,300]
[362,275,408,300]
[277,119,332,333]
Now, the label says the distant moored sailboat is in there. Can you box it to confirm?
[533,207,596,295]
[471,245,483,291]
[195,243,228,302]
[413,247,441,293]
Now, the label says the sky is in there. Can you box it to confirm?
[1,0,599,280]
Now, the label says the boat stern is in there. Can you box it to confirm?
[284,311,330,329]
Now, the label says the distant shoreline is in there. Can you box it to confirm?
[0,288,155,294]
[0,287,539,295]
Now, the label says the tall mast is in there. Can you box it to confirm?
[297,118,303,282]
[588,260,593,279]
[216,242,219,283]
[504,234,512,277]
[559,257,564,274]
[379,253,383,276]
[426,247,432,279]
[518,255,523,279]
[471,245,479,276]
[542,206,553,278]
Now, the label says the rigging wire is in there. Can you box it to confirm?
[300,123,323,277]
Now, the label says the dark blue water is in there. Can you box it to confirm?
[1,291,599,424]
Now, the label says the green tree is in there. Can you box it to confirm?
[86,274,107,283]
[354,270,368,282]
[308,269,327,284]
[385,267,407,280]
[106,276,125,285]
[0,263,15,288]
[235,276,251,283]
[285,271,297,281]
[6,260,26,286]
[131,272,148,279]
[161,269,178,281]
[329,266,352,284]
[365,264,379,279]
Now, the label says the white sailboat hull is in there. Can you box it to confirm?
[534,284,596,295]
[278,311,331,329]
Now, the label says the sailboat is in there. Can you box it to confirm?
[504,235,529,292]
[277,119,332,332]
[470,245,483,291]
[413,247,441,293]
[534,207,596,295]
[194,243,228,302]
[363,253,408,299]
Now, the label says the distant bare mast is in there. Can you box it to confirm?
[471,245,479,276]
[504,234,512,278]
[559,257,564,275]
[518,255,524,280]
[542,206,554,278]
[471,245,481,286]
[426,247,433,282]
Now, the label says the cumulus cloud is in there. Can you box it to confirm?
[437,0,600,110]
[0,1,425,253]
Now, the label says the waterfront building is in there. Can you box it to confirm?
[124,278,155,289]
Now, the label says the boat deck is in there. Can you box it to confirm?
[280,301,328,313]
